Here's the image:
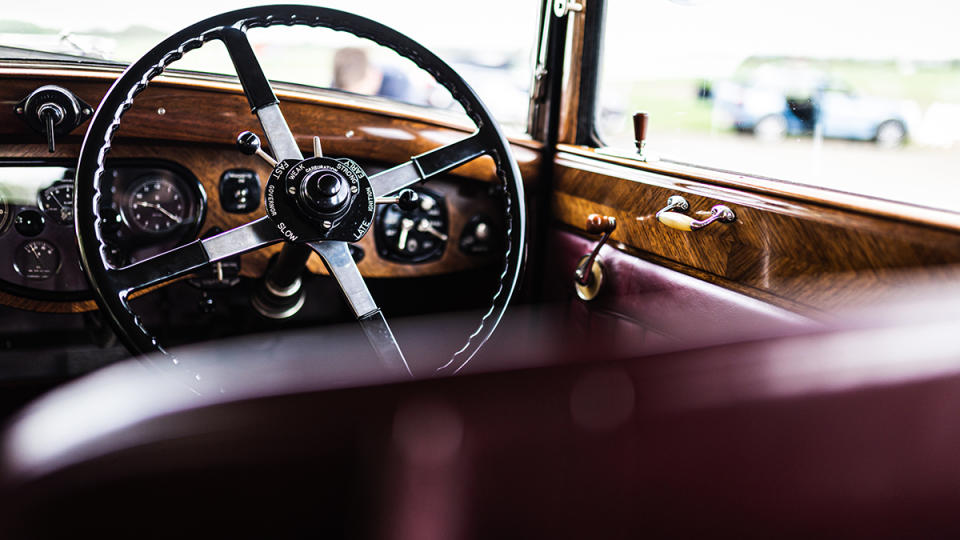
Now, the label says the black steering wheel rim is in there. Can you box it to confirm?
[75,4,526,388]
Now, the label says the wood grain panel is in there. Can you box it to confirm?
[0,69,541,184]
[554,152,960,312]
[566,144,960,231]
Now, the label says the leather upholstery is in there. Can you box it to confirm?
[5,233,958,538]
[3,296,960,538]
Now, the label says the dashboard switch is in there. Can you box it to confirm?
[460,215,498,255]
[219,169,261,214]
[15,85,93,153]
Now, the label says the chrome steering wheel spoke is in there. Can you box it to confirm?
[110,217,282,295]
[368,132,488,198]
[220,26,303,162]
[308,241,412,377]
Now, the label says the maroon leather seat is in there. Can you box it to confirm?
[3,297,960,539]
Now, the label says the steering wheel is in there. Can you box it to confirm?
[74,5,525,388]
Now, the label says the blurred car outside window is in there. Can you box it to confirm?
[597,0,960,211]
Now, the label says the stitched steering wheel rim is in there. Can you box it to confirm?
[75,4,526,389]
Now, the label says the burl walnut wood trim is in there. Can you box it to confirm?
[0,71,542,184]
[560,144,960,232]
[554,151,960,312]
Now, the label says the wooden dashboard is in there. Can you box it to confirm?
[0,64,542,313]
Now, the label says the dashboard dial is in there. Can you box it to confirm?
[375,188,448,263]
[38,181,74,225]
[14,239,60,280]
[125,176,187,234]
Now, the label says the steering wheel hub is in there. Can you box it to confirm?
[301,169,349,214]
[264,155,375,243]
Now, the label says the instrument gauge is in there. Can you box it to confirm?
[14,239,61,280]
[124,175,187,235]
[375,188,449,263]
[38,181,75,225]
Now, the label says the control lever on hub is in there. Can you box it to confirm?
[236,130,278,168]
[375,189,419,210]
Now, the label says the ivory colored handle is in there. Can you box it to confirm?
[657,211,695,232]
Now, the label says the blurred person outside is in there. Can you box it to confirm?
[332,46,413,102]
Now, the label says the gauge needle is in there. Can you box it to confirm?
[28,244,41,259]
[417,218,448,241]
[134,201,183,223]
[398,218,414,250]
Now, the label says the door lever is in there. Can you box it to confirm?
[574,214,616,300]
[655,195,736,232]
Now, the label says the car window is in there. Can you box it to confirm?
[597,0,960,211]
[1,0,540,134]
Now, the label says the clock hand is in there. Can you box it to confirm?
[134,201,183,223]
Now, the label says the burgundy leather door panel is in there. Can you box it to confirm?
[545,230,815,354]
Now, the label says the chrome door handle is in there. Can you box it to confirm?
[654,195,736,232]
[655,195,690,218]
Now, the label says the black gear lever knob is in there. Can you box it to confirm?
[397,189,420,211]
[236,131,262,155]
[236,130,278,167]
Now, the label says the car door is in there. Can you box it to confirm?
[532,0,960,354]
[818,87,875,140]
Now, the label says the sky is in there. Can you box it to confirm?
[4,0,959,80]
[3,0,542,52]
[604,0,960,80]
